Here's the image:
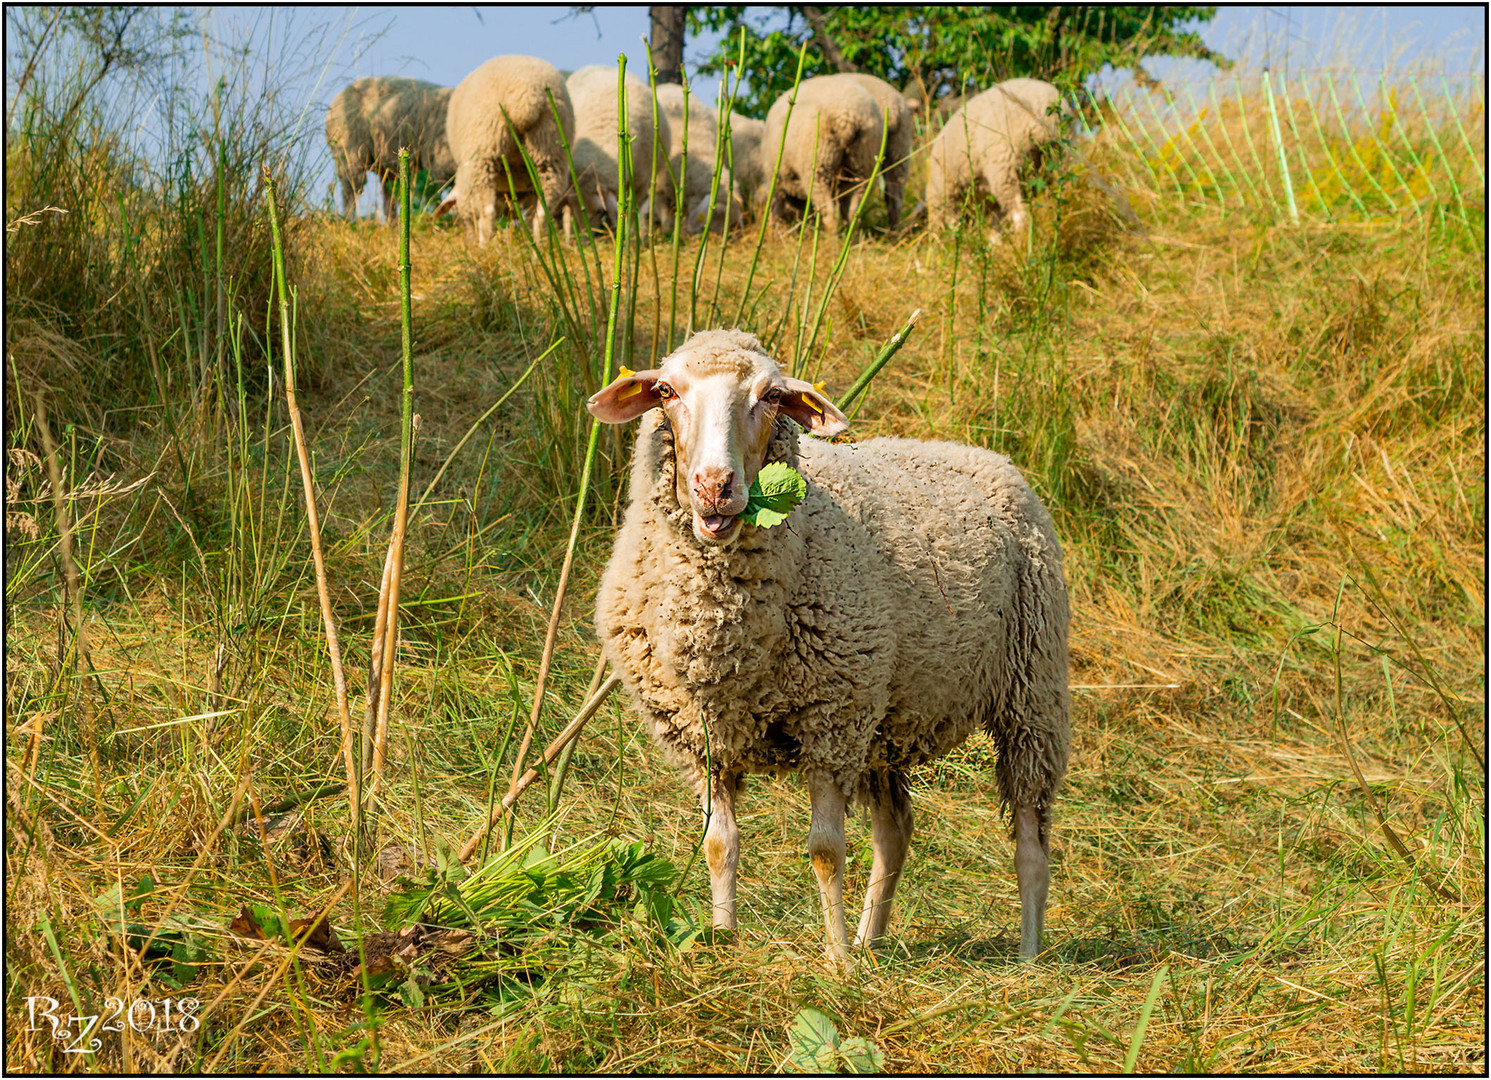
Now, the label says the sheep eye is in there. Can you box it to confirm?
[764,388,783,404]
[655,383,675,400]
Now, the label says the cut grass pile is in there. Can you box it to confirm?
[5,44,1485,1073]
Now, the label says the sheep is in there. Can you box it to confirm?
[587,328,1071,963]
[763,74,886,235]
[563,65,672,233]
[723,112,770,221]
[445,54,575,244]
[842,73,913,229]
[925,78,1065,242]
[325,77,455,222]
[650,83,743,235]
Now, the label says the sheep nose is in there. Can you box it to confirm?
[691,469,735,506]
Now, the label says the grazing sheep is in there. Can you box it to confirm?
[726,112,768,218]
[588,329,1071,963]
[324,77,455,222]
[843,73,913,229]
[446,54,575,244]
[763,74,886,234]
[651,83,742,235]
[925,78,1065,242]
[564,65,672,232]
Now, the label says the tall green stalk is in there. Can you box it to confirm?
[733,39,810,326]
[666,78,688,351]
[798,111,890,372]
[497,56,632,853]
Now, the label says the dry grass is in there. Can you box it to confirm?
[5,70,1485,1073]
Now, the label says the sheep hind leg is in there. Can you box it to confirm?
[1014,802,1049,961]
[701,772,741,933]
[806,773,850,964]
[852,771,912,948]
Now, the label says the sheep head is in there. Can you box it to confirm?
[587,330,847,546]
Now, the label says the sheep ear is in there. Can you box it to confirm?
[588,368,663,423]
[777,377,848,437]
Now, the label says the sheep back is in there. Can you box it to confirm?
[844,73,913,220]
[727,112,768,209]
[763,74,884,225]
[566,65,670,215]
[324,77,455,213]
[652,84,742,230]
[446,55,574,232]
[926,78,1063,230]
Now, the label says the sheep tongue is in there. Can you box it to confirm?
[701,514,732,535]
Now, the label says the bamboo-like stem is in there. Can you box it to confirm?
[1441,74,1484,188]
[837,307,924,416]
[1300,74,1371,220]
[1351,74,1421,223]
[644,48,665,356]
[707,28,749,325]
[369,149,418,794]
[1235,74,1277,205]
[733,38,810,326]
[1327,72,1397,212]
[798,110,890,371]
[1183,83,1244,208]
[666,76,688,351]
[1262,72,1299,224]
[459,674,622,863]
[503,57,632,824]
[1408,76,1469,232]
[1208,78,1266,208]
[1279,77,1330,219]
[265,178,357,809]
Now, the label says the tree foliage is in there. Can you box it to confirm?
[688,6,1229,117]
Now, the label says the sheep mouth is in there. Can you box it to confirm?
[693,512,742,544]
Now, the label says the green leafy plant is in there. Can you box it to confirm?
[786,1007,885,1073]
[742,462,808,528]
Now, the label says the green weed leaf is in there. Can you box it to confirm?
[787,1007,843,1072]
[742,462,807,528]
[838,1035,886,1073]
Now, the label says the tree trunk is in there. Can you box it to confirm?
[649,6,686,85]
[802,6,860,73]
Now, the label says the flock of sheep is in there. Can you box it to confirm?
[324,56,1070,245]
[325,56,1074,964]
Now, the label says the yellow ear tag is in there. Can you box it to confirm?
[804,394,823,413]
[618,366,635,379]
[618,382,647,401]
[813,380,827,393]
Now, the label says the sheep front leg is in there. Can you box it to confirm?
[1014,803,1049,960]
[340,172,361,220]
[807,773,850,963]
[701,771,741,933]
[852,772,913,947]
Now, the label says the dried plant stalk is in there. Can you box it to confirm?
[265,178,357,806]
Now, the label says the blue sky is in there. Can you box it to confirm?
[314,5,1485,99]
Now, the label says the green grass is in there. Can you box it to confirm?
[4,21,1485,1073]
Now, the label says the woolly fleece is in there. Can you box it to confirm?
[926,78,1064,236]
[762,74,885,233]
[446,55,574,242]
[324,77,455,220]
[594,330,1071,838]
[565,65,671,229]
[843,73,913,229]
